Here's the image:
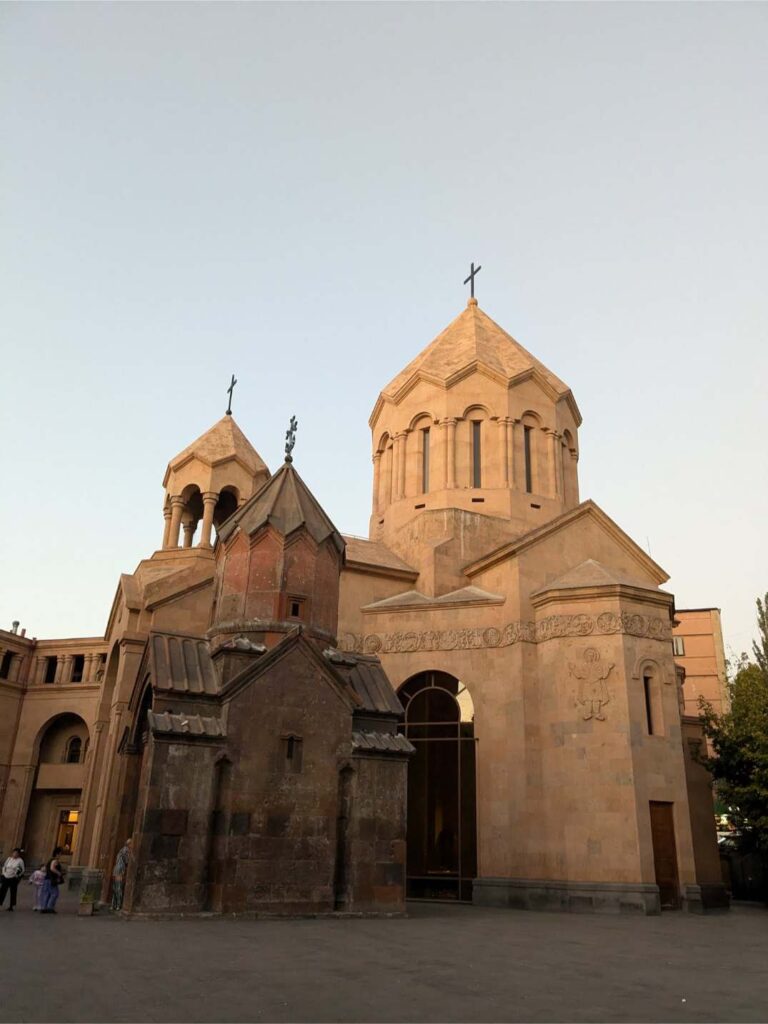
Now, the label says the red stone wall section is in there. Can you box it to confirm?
[215,527,342,640]
[124,733,223,915]
[209,643,352,914]
[339,753,408,913]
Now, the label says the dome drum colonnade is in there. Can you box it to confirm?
[371,412,579,512]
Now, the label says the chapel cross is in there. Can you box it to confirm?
[463,261,482,299]
[284,415,298,463]
[226,374,237,416]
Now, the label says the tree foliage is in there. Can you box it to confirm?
[700,593,768,852]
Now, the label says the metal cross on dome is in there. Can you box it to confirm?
[463,261,482,299]
[225,374,237,416]
[284,415,298,463]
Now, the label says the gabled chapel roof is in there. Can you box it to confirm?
[323,648,404,716]
[219,627,401,717]
[218,460,344,554]
[147,631,219,696]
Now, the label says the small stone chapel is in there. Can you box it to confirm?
[0,288,726,916]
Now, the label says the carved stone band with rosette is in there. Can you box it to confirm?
[340,610,671,656]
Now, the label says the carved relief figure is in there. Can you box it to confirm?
[569,647,614,721]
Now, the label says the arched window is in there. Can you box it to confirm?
[65,736,82,764]
[407,415,433,497]
[642,664,665,736]
[461,406,492,491]
[520,411,543,494]
[214,487,239,537]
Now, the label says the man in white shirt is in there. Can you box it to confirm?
[1,848,25,911]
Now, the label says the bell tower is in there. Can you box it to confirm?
[161,415,270,552]
[369,298,582,548]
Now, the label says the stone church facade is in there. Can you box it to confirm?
[0,297,726,915]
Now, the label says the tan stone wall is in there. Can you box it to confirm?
[0,649,100,859]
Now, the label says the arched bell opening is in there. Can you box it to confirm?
[213,486,239,540]
[180,485,203,548]
[397,671,477,902]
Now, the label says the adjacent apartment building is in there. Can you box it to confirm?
[672,608,729,718]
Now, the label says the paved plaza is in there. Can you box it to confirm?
[0,889,766,1023]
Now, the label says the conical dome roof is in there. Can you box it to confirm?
[163,415,268,486]
[218,460,344,554]
[379,299,574,410]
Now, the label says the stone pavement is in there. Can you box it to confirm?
[1,888,766,1023]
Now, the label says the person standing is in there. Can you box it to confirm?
[111,838,132,911]
[29,864,46,910]
[0,848,25,911]
[40,847,64,914]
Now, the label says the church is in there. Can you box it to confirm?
[0,291,726,915]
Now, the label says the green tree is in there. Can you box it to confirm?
[699,592,768,852]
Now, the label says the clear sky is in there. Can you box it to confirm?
[1,2,766,658]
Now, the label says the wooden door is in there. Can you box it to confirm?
[649,801,681,909]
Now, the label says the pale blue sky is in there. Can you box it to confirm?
[1,2,766,657]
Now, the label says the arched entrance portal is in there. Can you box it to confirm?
[23,713,90,868]
[397,671,477,902]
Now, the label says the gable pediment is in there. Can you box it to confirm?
[464,500,668,586]
[219,629,357,711]
[362,585,505,614]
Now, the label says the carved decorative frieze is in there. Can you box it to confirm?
[340,611,671,655]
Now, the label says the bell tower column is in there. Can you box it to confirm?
[167,496,185,548]
[199,491,219,548]
[161,505,172,549]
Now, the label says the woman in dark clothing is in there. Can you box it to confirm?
[40,847,64,914]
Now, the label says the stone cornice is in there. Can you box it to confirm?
[28,638,108,652]
[22,683,101,696]
[163,450,262,488]
[343,561,419,583]
[361,587,505,614]
[119,632,149,650]
[531,582,673,611]
[369,368,582,430]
